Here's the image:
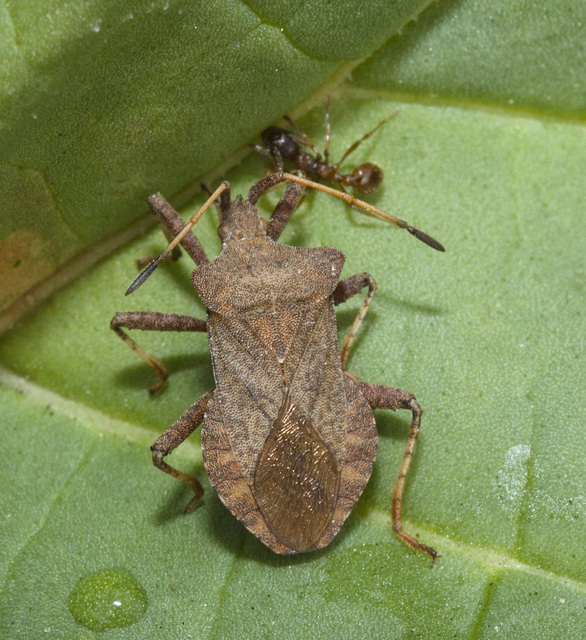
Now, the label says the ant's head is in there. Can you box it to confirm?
[351,163,384,194]
[262,126,300,159]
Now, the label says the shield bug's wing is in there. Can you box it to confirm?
[197,240,352,553]
[286,299,347,463]
[205,310,283,479]
[253,391,340,552]
[202,298,350,554]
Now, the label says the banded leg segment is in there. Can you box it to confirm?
[110,311,207,394]
[332,272,377,370]
[353,380,437,559]
[152,389,214,513]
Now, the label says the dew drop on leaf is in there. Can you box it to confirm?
[68,567,147,631]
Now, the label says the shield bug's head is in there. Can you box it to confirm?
[217,196,268,243]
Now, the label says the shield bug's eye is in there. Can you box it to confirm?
[217,224,230,239]
[258,217,268,234]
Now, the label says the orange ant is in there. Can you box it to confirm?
[251,102,400,194]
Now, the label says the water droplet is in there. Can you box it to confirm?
[68,568,147,631]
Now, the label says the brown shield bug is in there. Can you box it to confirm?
[111,172,443,557]
[251,101,400,194]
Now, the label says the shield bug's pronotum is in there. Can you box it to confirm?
[111,172,443,557]
[251,101,400,194]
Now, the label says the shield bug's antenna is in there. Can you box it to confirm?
[126,171,443,297]
[280,172,445,252]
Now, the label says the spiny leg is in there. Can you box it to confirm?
[332,273,377,370]
[110,311,207,395]
[152,389,214,512]
[266,181,306,241]
[353,380,437,559]
[143,193,211,267]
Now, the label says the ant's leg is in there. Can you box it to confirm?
[332,273,377,370]
[323,97,332,163]
[283,115,321,157]
[249,143,283,172]
[110,311,207,395]
[334,107,401,169]
[144,194,210,267]
[151,389,214,512]
[350,379,437,559]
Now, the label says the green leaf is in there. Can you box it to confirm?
[1,1,585,638]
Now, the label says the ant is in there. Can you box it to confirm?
[251,101,400,194]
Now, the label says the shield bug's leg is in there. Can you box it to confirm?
[110,312,207,395]
[266,181,306,241]
[143,193,211,267]
[332,273,377,370]
[247,174,307,241]
[152,389,214,512]
[353,380,437,559]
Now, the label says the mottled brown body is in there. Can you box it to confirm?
[194,227,376,552]
[112,173,439,557]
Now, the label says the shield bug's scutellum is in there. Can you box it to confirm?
[112,172,443,557]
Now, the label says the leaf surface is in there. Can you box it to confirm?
[1,1,585,638]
